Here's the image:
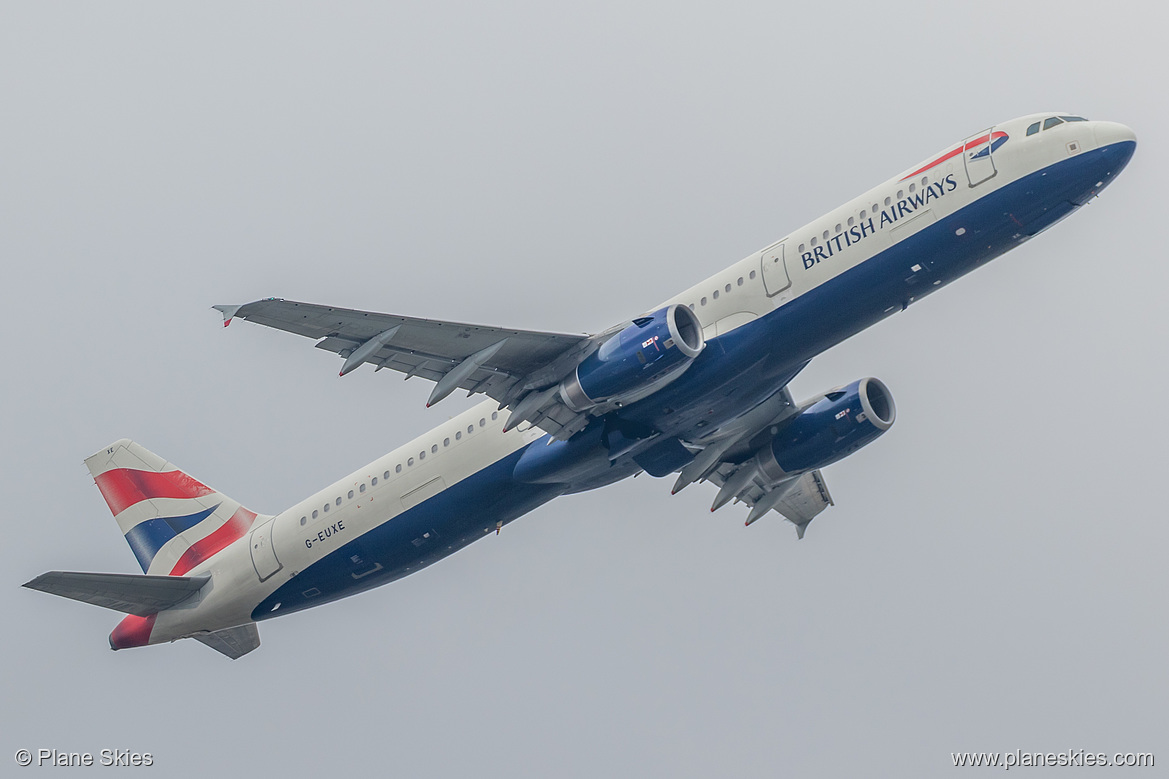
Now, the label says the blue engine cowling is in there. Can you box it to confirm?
[755,378,896,480]
[559,304,705,412]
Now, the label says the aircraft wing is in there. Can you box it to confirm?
[668,377,835,537]
[704,467,834,538]
[215,298,599,437]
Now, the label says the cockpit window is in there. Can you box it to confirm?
[1059,115,1088,122]
[1043,117,1064,130]
[1026,122,1040,136]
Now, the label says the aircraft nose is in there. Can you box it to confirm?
[1094,121,1137,150]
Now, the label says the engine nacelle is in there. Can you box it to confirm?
[559,304,705,412]
[755,377,896,480]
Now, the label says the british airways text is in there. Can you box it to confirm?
[802,174,958,269]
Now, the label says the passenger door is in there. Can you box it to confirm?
[962,129,998,187]
[760,242,792,296]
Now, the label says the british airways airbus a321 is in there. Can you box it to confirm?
[26,113,1135,659]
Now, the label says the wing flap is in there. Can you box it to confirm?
[702,467,833,537]
[23,571,210,616]
[773,470,834,538]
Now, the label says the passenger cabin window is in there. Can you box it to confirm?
[1043,117,1064,130]
[396,464,402,473]
[348,490,354,499]
[1027,122,1040,136]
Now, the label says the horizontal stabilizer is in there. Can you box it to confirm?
[192,623,260,660]
[23,571,209,617]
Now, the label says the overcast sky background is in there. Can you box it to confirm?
[3,2,1165,776]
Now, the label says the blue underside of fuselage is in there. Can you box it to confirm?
[253,140,1134,622]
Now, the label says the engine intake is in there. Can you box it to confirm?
[559,304,704,412]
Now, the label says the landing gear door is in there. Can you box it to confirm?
[962,128,998,187]
[761,242,791,297]
[250,519,283,582]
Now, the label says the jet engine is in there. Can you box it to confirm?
[558,304,705,412]
[755,377,896,480]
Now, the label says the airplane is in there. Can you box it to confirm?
[25,113,1136,659]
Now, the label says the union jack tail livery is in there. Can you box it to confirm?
[87,439,264,577]
[23,440,269,658]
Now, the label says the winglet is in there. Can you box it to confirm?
[212,304,242,327]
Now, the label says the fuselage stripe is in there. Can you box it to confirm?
[899,131,1009,181]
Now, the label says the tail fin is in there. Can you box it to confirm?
[85,439,267,576]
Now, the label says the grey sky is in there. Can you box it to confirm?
[3,2,1165,776]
